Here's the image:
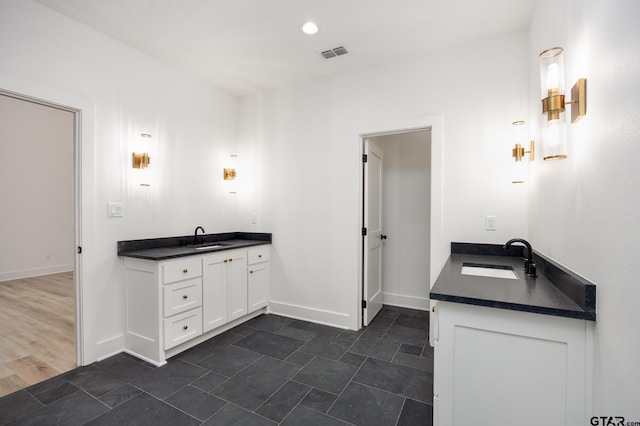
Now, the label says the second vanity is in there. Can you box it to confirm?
[430,242,596,426]
[118,232,271,366]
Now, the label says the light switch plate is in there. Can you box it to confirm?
[485,215,496,231]
[108,202,124,217]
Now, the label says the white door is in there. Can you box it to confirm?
[363,139,385,326]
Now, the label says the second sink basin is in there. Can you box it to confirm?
[461,262,518,280]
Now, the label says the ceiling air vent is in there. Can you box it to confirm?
[321,46,348,59]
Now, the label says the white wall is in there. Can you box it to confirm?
[528,0,640,416]
[374,131,431,310]
[0,94,74,281]
[240,30,530,329]
[0,0,240,363]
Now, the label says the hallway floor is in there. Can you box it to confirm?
[0,305,432,425]
[0,272,75,397]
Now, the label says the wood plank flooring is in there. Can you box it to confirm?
[0,272,75,397]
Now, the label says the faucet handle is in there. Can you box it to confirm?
[525,261,537,277]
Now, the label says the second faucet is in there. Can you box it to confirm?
[504,238,537,277]
[194,226,205,245]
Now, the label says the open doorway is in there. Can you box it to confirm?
[0,92,78,396]
[362,130,431,325]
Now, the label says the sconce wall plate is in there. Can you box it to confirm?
[132,152,151,169]
[569,78,587,123]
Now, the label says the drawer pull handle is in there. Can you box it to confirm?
[183,325,188,330]
[183,269,188,273]
[182,294,188,299]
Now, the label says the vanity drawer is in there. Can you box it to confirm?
[163,258,202,284]
[163,277,202,317]
[163,308,202,350]
[248,246,270,265]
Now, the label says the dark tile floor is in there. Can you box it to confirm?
[0,305,433,425]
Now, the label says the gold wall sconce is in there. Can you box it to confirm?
[224,154,238,194]
[511,120,534,184]
[223,167,236,180]
[511,121,535,162]
[132,152,150,169]
[539,47,587,160]
[132,133,152,169]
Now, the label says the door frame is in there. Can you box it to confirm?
[349,115,444,330]
[0,82,95,366]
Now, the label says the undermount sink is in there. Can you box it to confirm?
[461,262,518,280]
[194,245,224,250]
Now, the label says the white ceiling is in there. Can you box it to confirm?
[36,0,537,96]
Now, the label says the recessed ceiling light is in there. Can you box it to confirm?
[301,21,319,35]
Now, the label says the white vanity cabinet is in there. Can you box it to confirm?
[124,256,203,365]
[247,246,270,312]
[432,301,593,426]
[123,244,270,366]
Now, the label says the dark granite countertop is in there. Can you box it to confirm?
[118,232,271,260]
[430,243,596,320]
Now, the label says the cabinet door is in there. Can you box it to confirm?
[435,301,589,426]
[248,261,270,312]
[202,253,228,332]
[227,250,248,321]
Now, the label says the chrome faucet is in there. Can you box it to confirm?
[194,226,205,245]
[504,238,537,277]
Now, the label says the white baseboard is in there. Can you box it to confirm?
[382,292,430,311]
[96,334,124,362]
[0,264,74,282]
[268,300,352,330]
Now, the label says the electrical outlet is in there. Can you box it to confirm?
[486,215,497,231]
[108,202,124,217]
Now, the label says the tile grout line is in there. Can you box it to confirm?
[321,313,394,421]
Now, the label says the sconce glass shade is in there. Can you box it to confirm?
[542,111,567,160]
[540,47,565,101]
[539,47,568,160]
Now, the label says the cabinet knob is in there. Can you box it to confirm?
[258,254,262,258]
[432,306,436,312]
[229,258,233,262]
[182,294,188,299]
[224,259,228,263]
[249,270,254,274]
[183,268,188,273]
[183,325,188,330]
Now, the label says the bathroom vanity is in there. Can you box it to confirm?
[118,232,271,366]
[430,243,596,426]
